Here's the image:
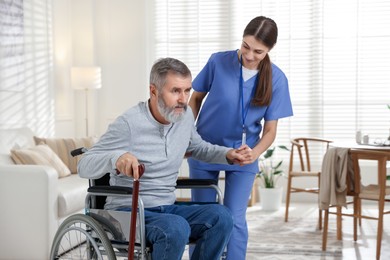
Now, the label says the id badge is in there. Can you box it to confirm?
[241,128,246,145]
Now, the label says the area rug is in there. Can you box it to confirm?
[181,206,342,260]
[245,207,342,259]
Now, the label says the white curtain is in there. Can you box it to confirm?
[148,0,390,165]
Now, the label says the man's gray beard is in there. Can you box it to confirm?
[157,96,187,123]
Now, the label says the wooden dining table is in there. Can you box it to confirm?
[330,141,390,176]
[330,141,390,152]
[320,141,390,239]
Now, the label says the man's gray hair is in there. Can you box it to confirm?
[150,57,192,91]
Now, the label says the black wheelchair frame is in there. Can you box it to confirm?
[49,148,224,260]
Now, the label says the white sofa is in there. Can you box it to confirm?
[0,128,90,260]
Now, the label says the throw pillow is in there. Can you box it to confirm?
[33,136,96,174]
[11,144,71,178]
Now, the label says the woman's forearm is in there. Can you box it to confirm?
[188,91,207,119]
[252,120,278,159]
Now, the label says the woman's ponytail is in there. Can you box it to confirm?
[252,53,272,106]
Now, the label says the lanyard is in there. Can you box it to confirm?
[239,55,257,145]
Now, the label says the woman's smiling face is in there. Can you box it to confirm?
[239,35,270,70]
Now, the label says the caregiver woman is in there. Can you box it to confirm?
[188,16,293,260]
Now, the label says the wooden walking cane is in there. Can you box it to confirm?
[128,164,145,260]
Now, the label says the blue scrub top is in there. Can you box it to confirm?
[188,50,293,173]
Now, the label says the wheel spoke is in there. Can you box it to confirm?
[50,214,116,260]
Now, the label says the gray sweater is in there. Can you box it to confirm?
[78,101,231,209]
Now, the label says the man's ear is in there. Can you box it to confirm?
[150,84,157,97]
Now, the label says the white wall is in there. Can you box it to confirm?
[2,0,385,204]
[52,0,148,138]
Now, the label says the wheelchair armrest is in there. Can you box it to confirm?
[88,185,133,195]
[175,178,223,205]
[88,179,218,194]
[176,178,217,188]
[86,185,134,209]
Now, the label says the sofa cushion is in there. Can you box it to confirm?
[10,144,71,178]
[34,136,96,174]
[0,127,36,164]
[57,174,89,217]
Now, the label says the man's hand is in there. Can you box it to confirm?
[116,152,141,179]
[226,145,254,165]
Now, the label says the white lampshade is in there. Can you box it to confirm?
[71,67,102,90]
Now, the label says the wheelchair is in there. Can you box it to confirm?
[50,148,224,260]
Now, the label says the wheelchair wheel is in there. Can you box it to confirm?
[50,214,116,260]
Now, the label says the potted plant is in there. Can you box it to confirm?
[257,145,289,211]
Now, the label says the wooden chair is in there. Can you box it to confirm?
[322,149,390,260]
[284,137,333,229]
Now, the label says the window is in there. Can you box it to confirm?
[0,0,53,134]
[148,0,390,166]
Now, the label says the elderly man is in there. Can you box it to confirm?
[78,57,252,260]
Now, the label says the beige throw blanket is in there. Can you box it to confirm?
[319,147,353,210]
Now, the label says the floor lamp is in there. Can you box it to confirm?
[71,67,102,136]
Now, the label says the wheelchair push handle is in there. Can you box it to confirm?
[70,147,87,157]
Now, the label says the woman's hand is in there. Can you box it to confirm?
[226,145,256,165]
[237,145,258,165]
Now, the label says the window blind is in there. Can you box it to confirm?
[0,0,53,134]
[149,0,390,166]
